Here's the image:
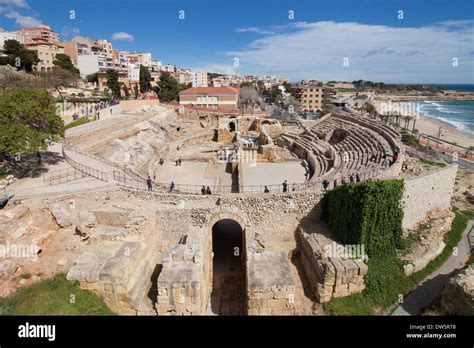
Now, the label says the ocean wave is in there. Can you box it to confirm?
[435,107,461,114]
[423,101,443,107]
[422,111,474,135]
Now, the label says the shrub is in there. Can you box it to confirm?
[322,180,404,257]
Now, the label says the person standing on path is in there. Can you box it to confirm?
[282,180,288,193]
[146,176,153,191]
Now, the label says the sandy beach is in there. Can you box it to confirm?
[415,115,473,149]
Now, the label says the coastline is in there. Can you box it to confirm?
[415,114,473,149]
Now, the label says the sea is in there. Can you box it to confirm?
[411,84,474,136]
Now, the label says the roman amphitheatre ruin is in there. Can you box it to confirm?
[1,101,461,316]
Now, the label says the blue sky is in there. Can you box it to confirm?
[1,0,473,83]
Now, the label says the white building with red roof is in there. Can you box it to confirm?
[178,86,239,111]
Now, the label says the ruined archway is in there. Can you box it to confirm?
[209,217,246,315]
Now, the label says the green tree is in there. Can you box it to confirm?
[86,73,98,84]
[122,83,130,99]
[0,40,39,72]
[282,81,293,94]
[139,65,151,94]
[0,88,64,154]
[106,69,121,99]
[156,71,180,101]
[53,53,79,76]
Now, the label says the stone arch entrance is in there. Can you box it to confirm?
[208,212,247,315]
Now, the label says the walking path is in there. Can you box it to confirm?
[7,142,114,200]
[392,220,474,315]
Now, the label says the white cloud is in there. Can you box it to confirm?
[235,27,275,35]
[0,0,29,9]
[0,0,42,27]
[112,32,134,42]
[5,10,41,26]
[224,20,474,83]
[190,63,237,75]
[61,26,80,38]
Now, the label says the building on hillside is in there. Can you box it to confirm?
[327,82,355,89]
[176,67,192,84]
[179,86,239,111]
[151,60,162,72]
[16,25,59,45]
[161,64,176,73]
[191,71,208,87]
[0,29,24,49]
[64,36,126,77]
[25,38,64,72]
[294,84,334,112]
[123,52,152,67]
[97,70,129,91]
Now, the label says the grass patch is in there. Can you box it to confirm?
[65,117,91,130]
[0,169,9,180]
[0,273,115,315]
[419,159,446,168]
[323,209,474,315]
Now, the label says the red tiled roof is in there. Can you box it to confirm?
[179,86,239,95]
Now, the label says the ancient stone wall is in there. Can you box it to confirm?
[67,233,161,315]
[246,251,296,315]
[156,242,210,315]
[402,164,458,229]
[297,228,367,303]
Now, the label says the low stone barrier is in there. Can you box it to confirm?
[297,227,367,303]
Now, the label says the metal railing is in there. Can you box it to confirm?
[62,142,109,182]
[113,165,382,196]
[43,167,85,185]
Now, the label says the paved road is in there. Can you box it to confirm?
[392,220,473,316]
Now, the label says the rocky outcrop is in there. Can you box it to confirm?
[51,203,73,228]
[440,267,474,315]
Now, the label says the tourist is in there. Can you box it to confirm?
[333,179,337,188]
[178,158,182,166]
[282,180,288,193]
[201,186,206,195]
[349,174,354,183]
[292,183,297,192]
[177,145,180,151]
[322,179,329,190]
[36,151,42,165]
[146,176,153,191]
[264,186,269,193]
[305,169,310,181]
[159,158,164,166]
[356,169,361,182]
[206,186,212,195]
[392,151,398,164]
[341,177,346,185]
[170,181,175,192]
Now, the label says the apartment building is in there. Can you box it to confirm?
[161,64,176,72]
[177,68,193,84]
[179,87,239,111]
[16,25,59,45]
[64,36,126,77]
[0,29,24,49]
[294,84,334,112]
[191,71,208,87]
[123,52,152,67]
[25,38,64,72]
